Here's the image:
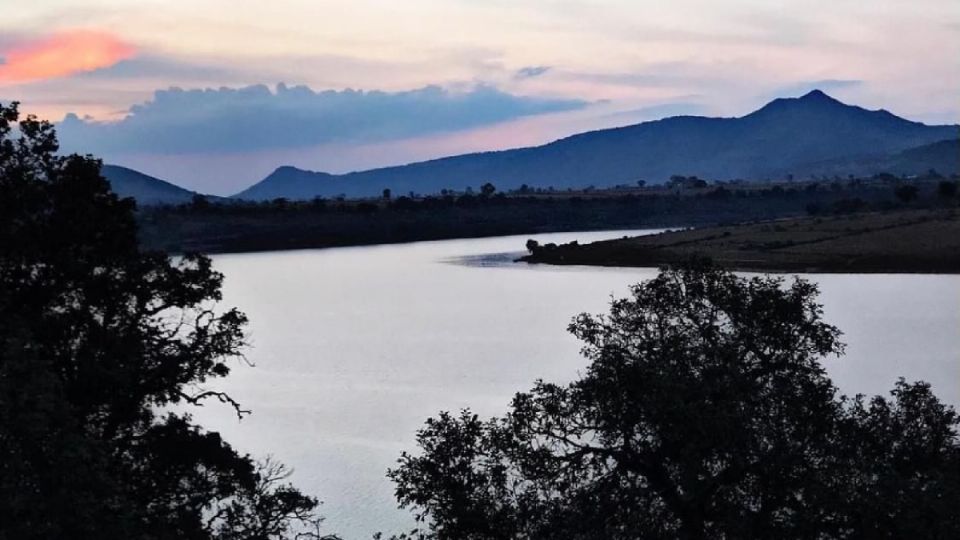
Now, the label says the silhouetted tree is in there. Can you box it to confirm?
[389,265,959,539]
[480,182,496,197]
[192,193,212,209]
[383,188,392,200]
[937,180,958,199]
[894,184,919,203]
[310,196,327,210]
[873,172,898,183]
[0,103,333,540]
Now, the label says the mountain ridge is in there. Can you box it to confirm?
[102,165,201,205]
[232,90,958,200]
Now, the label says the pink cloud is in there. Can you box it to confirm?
[0,30,135,84]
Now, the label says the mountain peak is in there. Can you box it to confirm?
[269,165,332,177]
[801,89,828,99]
[798,89,840,103]
[747,89,848,119]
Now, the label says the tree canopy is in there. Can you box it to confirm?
[0,103,331,539]
[390,264,960,539]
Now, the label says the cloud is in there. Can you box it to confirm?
[515,66,551,79]
[75,55,240,83]
[0,30,135,84]
[56,83,588,154]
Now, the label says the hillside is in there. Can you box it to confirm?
[233,90,958,200]
[102,165,200,205]
[793,138,960,178]
[885,139,960,175]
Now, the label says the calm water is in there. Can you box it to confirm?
[195,230,960,539]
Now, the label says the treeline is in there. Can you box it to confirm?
[139,174,956,254]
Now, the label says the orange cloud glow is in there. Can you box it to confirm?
[0,30,135,84]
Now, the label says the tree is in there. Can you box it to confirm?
[192,193,212,209]
[938,180,958,199]
[894,184,919,203]
[480,182,496,197]
[383,188,392,200]
[390,264,959,539]
[0,102,333,539]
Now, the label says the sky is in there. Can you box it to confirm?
[1,0,958,195]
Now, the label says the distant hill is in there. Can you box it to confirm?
[237,166,338,201]
[233,90,958,201]
[884,139,960,176]
[102,165,200,205]
[794,138,960,178]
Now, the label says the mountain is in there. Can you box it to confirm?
[102,165,199,205]
[233,90,959,200]
[236,166,337,201]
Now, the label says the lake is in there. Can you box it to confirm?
[195,230,960,539]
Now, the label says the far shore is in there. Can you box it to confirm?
[140,175,957,257]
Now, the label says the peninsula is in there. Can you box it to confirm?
[519,209,960,273]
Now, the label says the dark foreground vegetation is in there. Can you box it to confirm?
[389,264,960,539]
[3,104,958,540]
[0,105,333,538]
[520,208,960,273]
[139,173,956,254]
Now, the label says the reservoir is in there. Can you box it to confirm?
[196,230,960,539]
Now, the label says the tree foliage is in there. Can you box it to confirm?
[893,184,919,203]
[480,183,497,197]
[389,264,960,539]
[937,180,958,199]
[0,103,331,539]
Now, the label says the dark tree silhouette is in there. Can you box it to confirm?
[938,180,958,199]
[389,265,960,539]
[0,103,334,540]
[894,184,919,203]
[480,182,496,197]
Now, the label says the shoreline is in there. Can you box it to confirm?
[518,209,960,274]
[158,224,676,257]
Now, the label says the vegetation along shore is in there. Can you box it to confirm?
[139,173,956,255]
[520,207,960,273]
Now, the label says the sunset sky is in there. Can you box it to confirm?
[2,0,958,194]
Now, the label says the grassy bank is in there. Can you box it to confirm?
[519,209,960,273]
